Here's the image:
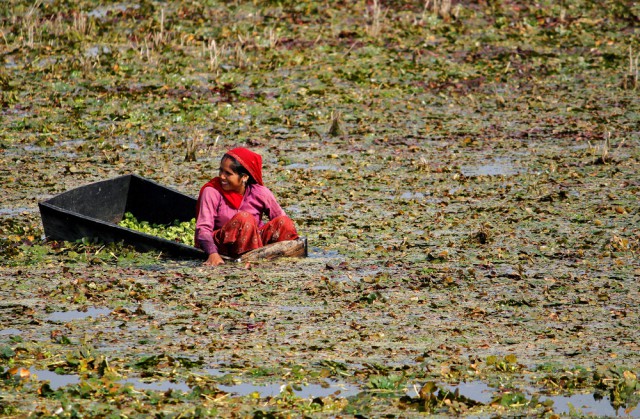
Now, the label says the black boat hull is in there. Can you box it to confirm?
[39,174,307,261]
[39,174,205,259]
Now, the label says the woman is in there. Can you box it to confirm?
[195,147,298,266]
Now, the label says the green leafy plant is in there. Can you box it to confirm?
[595,367,640,411]
[118,212,195,246]
[366,374,405,391]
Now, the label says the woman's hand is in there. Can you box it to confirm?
[204,253,225,266]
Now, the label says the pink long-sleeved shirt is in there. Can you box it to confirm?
[195,184,286,255]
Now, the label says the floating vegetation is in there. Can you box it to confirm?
[1,0,639,416]
[118,212,195,247]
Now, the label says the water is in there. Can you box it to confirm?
[443,381,494,404]
[30,369,80,390]
[219,380,361,398]
[460,159,521,177]
[29,369,192,393]
[115,378,361,398]
[119,378,191,392]
[203,368,224,376]
[400,192,425,200]
[284,163,309,169]
[0,207,35,216]
[285,205,302,214]
[284,163,340,171]
[46,307,111,322]
[276,305,315,313]
[442,381,639,416]
[545,393,634,416]
[0,328,22,335]
[307,248,341,259]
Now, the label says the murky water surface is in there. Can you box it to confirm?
[0,207,35,216]
[46,307,112,322]
[219,380,361,398]
[30,369,81,390]
[119,378,191,392]
[284,163,340,171]
[443,381,638,416]
[460,159,521,176]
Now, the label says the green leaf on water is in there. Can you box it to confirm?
[0,345,16,359]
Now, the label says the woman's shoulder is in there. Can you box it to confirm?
[200,184,223,200]
[249,183,274,194]
[247,184,278,201]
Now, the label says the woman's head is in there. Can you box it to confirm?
[221,154,256,185]
[224,147,264,186]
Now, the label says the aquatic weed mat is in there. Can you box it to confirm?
[1,0,639,416]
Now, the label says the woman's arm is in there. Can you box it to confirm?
[195,187,222,263]
[260,186,286,220]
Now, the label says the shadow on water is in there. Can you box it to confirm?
[46,307,111,323]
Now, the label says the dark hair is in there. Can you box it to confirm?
[222,154,257,185]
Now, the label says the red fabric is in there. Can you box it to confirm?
[227,147,264,186]
[195,177,243,221]
[212,212,298,257]
[195,147,263,217]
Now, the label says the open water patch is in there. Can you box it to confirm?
[276,305,315,313]
[119,378,191,392]
[30,368,81,390]
[308,248,342,259]
[440,381,638,416]
[399,192,426,200]
[46,307,112,323]
[545,392,636,417]
[442,381,495,404]
[460,158,521,177]
[0,328,22,336]
[218,380,361,398]
[284,163,340,171]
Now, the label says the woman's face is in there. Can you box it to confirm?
[219,157,247,193]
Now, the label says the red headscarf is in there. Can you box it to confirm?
[196,148,264,216]
[226,147,263,186]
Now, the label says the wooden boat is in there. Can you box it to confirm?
[38,174,307,261]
